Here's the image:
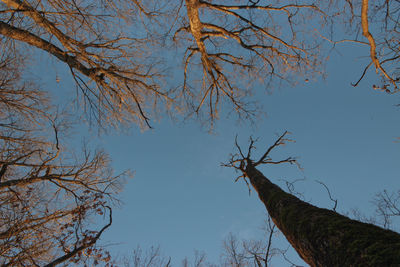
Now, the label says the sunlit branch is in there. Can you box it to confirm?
[361,0,398,92]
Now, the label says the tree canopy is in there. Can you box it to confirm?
[0,0,399,265]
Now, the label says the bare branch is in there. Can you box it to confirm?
[174,0,328,127]
[44,207,113,267]
[255,131,290,166]
[315,180,338,211]
[361,0,398,92]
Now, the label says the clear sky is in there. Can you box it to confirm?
[4,0,399,266]
[31,13,400,265]
[85,41,399,265]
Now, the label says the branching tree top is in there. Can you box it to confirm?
[2,0,398,129]
[225,132,400,266]
[0,48,128,266]
[0,103,126,266]
[0,0,171,129]
[172,0,330,125]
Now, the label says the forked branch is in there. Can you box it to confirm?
[223,131,300,188]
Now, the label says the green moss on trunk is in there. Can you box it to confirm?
[246,164,400,266]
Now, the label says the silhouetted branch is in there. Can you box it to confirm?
[315,180,338,211]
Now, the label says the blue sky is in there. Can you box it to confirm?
[86,41,400,265]
[31,15,400,265]
[4,0,399,266]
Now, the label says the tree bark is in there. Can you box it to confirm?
[245,163,400,266]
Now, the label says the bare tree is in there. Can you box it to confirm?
[132,0,400,122]
[225,132,400,266]
[0,48,128,266]
[343,0,400,92]
[0,0,336,130]
[120,246,209,267]
[222,232,272,267]
[0,139,125,266]
[2,0,399,129]
[221,215,303,267]
[122,245,171,267]
[222,233,247,267]
[182,250,207,267]
[373,189,400,230]
[172,0,330,125]
[0,0,171,129]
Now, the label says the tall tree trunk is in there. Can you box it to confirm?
[246,163,400,266]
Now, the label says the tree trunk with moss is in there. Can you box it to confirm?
[246,163,400,266]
